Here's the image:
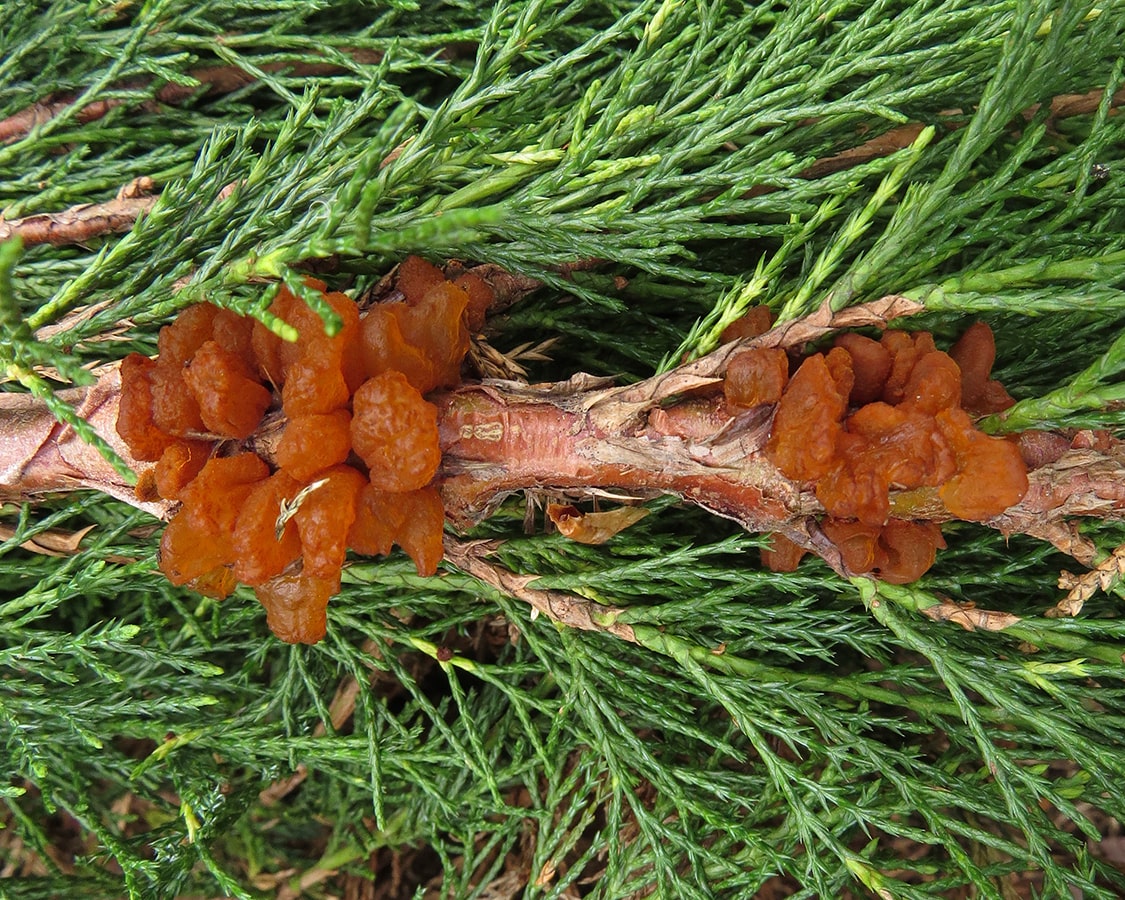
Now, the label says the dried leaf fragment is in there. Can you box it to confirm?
[547,504,650,544]
[0,523,96,557]
[921,599,1021,632]
[1053,543,1125,618]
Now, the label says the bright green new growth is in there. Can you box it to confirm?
[2,1,1125,897]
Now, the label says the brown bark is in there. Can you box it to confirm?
[0,55,385,144]
[432,372,1125,573]
[0,194,157,248]
[0,366,169,518]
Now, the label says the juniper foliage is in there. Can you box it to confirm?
[2,1,1125,897]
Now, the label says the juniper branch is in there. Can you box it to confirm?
[4,1,1125,897]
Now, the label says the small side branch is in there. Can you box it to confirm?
[0,55,385,144]
[0,178,157,247]
[443,537,638,643]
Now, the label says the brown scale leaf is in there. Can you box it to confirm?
[547,503,650,545]
[1053,543,1125,618]
[921,599,1021,632]
[0,523,96,557]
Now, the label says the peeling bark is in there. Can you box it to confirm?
[0,367,170,518]
[0,194,158,248]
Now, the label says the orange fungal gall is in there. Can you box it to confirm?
[115,256,489,644]
[351,371,441,493]
[745,322,1028,582]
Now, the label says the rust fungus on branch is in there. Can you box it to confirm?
[112,257,478,643]
[746,319,1029,583]
[2,264,1123,644]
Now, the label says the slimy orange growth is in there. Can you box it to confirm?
[117,262,1042,643]
[744,321,1028,582]
[116,257,478,643]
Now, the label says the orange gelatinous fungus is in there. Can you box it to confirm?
[396,281,471,390]
[816,445,892,526]
[350,371,441,493]
[359,304,437,392]
[822,518,945,583]
[322,291,367,393]
[821,518,881,573]
[394,486,446,576]
[766,353,849,481]
[935,408,1028,520]
[846,402,957,489]
[873,519,945,584]
[117,273,474,642]
[822,399,956,526]
[188,565,240,601]
[949,321,1015,414]
[150,361,206,437]
[268,291,364,416]
[879,330,928,406]
[360,282,470,395]
[720,305,775,343]
[156,303,219,366]
[253,570,339,644]
[293,464,367,579]
[179,452,271,515]
[347,483,405,558]
[760,533,807,572]
[251,278,356,384]
[159,510,231,586]
[949,321,995,386]
[154,439,212,500]
[134,468,160,503]
[899,350,961,416]
[267,281,329,369]
[724,347,789,410]
[913,332,937,355]
[116,353,181,461]
[824,346,855,405]
[281,353,351,417]
[115,279,1039,629]
[832,333,891,406]
[211,307,258,372]
[275,409,353,482]
[184,340,273,439]
[975,381,1018,415]
[812,354,970,527]
[759,322,1026,583]
[231,470,304,586]
[251,317,287,388]
[396,254,446,303]
[158,453,270,585]
[453,271,495,333]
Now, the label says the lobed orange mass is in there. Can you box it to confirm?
[739,320,1027,583]
[117,257,489,643]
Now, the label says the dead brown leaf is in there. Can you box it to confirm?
[0,523,95,557]
[547,503,649,545]
[921,600,1021,632]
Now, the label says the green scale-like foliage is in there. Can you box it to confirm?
[2,1,1125,897]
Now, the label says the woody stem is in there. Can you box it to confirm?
[432,379,1125,569]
